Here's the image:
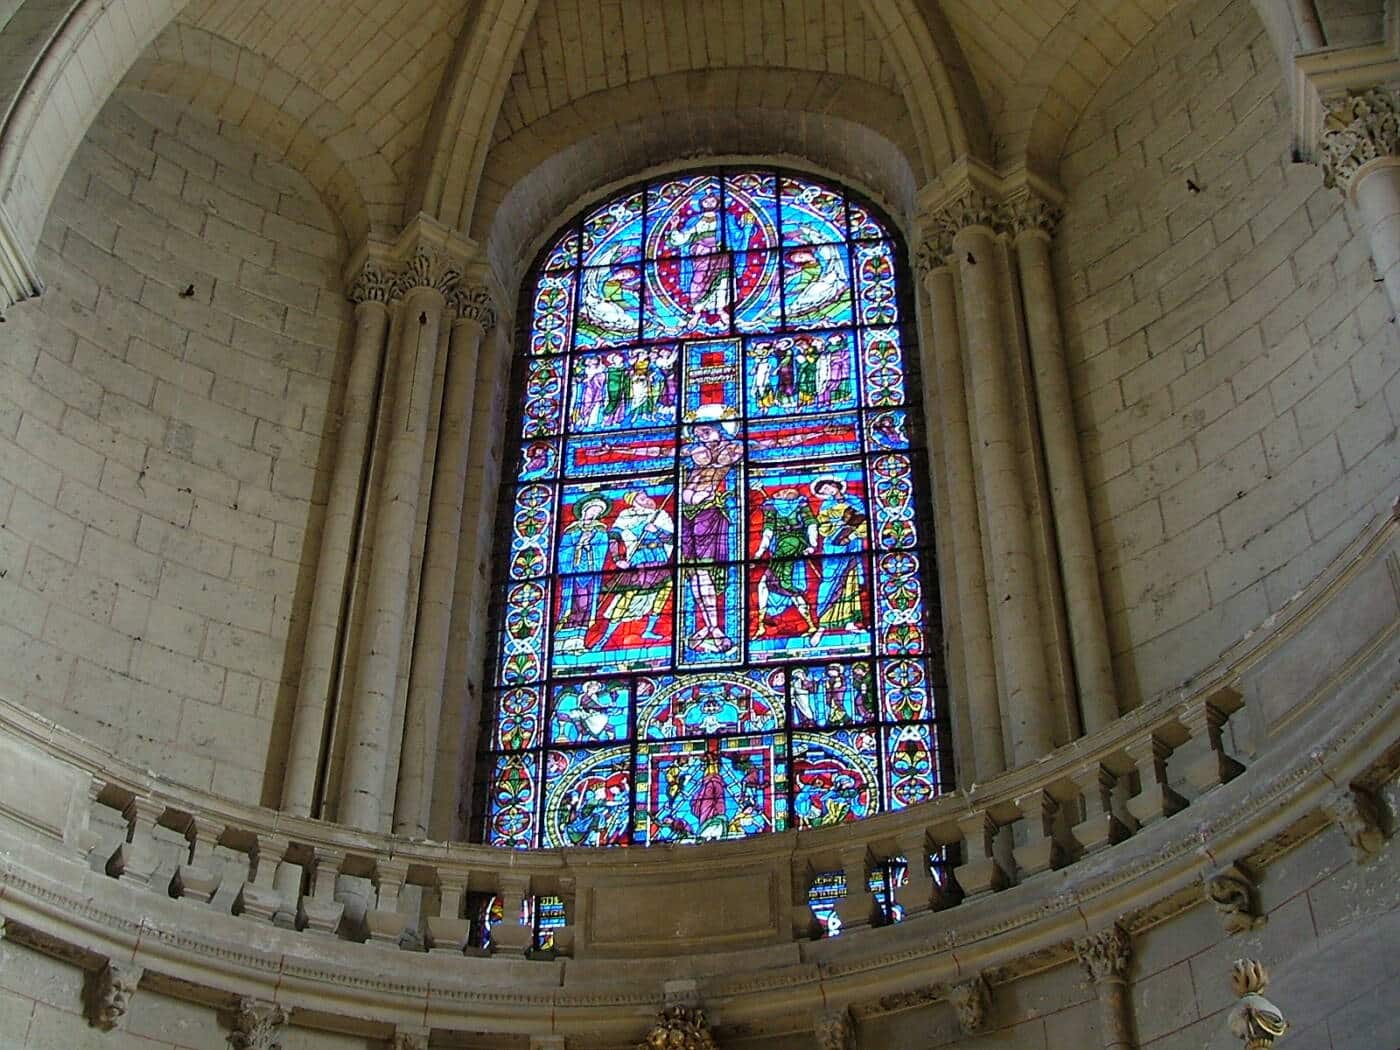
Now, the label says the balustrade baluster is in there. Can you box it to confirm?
[491,873,535,956]
[954,811,1008,897]
[894,829,938,916]
[366,858,414,947]
[834,846,879,931]
[1180,689,1246,795]
[1124,733,1187,827]
[427,870,470,955]
[790,861,820,940]
[241,834,294,928]
[1068,764,1129,855]
[302,849,347,936]
[1011,789,1066,877]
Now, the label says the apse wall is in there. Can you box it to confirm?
[0,90,350,806]
[1054,0,1400,708]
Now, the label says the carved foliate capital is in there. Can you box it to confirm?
[229,997,292,1050]
[915,234,956,275]
[1075,923,1132,983]
[1007,190,1063,239]
[1323,786,1386,864]
[928,190,1010,241]
[449,282,498,329]
[949,975,990,1033]
[638,1005,718,1050]
[1320,85,1400,194]
[394,247,463,299]
[813,1007,856,1050]
[391,1028,430,1050]
[349,262,395,304]
[87,961,141,1031]
[1205,863,1266,936]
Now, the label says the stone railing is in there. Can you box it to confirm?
[0,511,1395,1041]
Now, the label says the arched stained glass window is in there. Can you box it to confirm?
[481,168,950,849]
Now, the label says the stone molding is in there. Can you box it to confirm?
[948,975,989,1033]
[813,1007,856,1050]
[1319,85,1400,195]
[1074,923,1131,984]
[0,514,1391,1045]
[87,959,141,1030]
[638,1005,717,1050]
[229,996,292,1050]
[0,197,44,318]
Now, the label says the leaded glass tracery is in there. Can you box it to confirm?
[481,168,951,849]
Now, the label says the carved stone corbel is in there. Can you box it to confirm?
[638,1005,718,1050]
[391,1027,430,1050]
[229,997,292,1050]
[813,1007,855,1050]
[87,960,141,1031]
[949,975,990,1034]
[1205,863,1266,936]
[1323,786,1386,864]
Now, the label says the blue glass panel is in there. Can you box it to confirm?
[859,326,906,407]
[644,253,731,340]
[732,250,782,333]
[533,895,567,949]
[854,240,899,325]
[781,176,847,246]
[552,479,675,675]
[848,200,885,241]
[782,244,853,330]
[788,661,876,728]
[875,551,925,657]
[542,746,632,847]
[508,483,555,580]
[646,174,723,257]
[634,734,787,844]
[564,428,676,479]
[568,346,679,432]
[549,678,630,743]
[792,729,879,828]
[498,579,549,685]
[877,657,931,722]
[883,723,938,810]
[521,357,567,438]
[518,438,560,481]
[747,412,861,464]
[748,557,872,663]
[681,339,743,423]
[543,228,580,271]
[809,871,845,936]
[530,271,575,356]
[575,264,641,348]
[677,565,744,666]
[745,332,858,418]
[581,189,644,267]
[679,422,743,563]
[724,171,779,252]
[485,752,540,848]
[864,409,910,453]
[492,686,543,750]
[636,670,783,739]
[747,462,868,559]
[870,453,918,549]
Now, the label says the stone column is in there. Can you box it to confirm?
[938,191,1055,763]
[1009,193,1119,733]
[338,248,460,833]
[393,284,495,839]
[1320,86,1400,320]
[1075,923,1135,1050]
[281,263,393,817]
[917,238,1005,779]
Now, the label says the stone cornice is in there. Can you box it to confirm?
[1319,85,1400,195]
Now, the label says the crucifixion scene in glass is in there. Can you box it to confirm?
[482,168,951,849]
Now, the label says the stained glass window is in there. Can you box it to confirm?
[481,168,951,849]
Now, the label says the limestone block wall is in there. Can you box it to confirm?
[1055,0,1400,708]
[0,90,349,805]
